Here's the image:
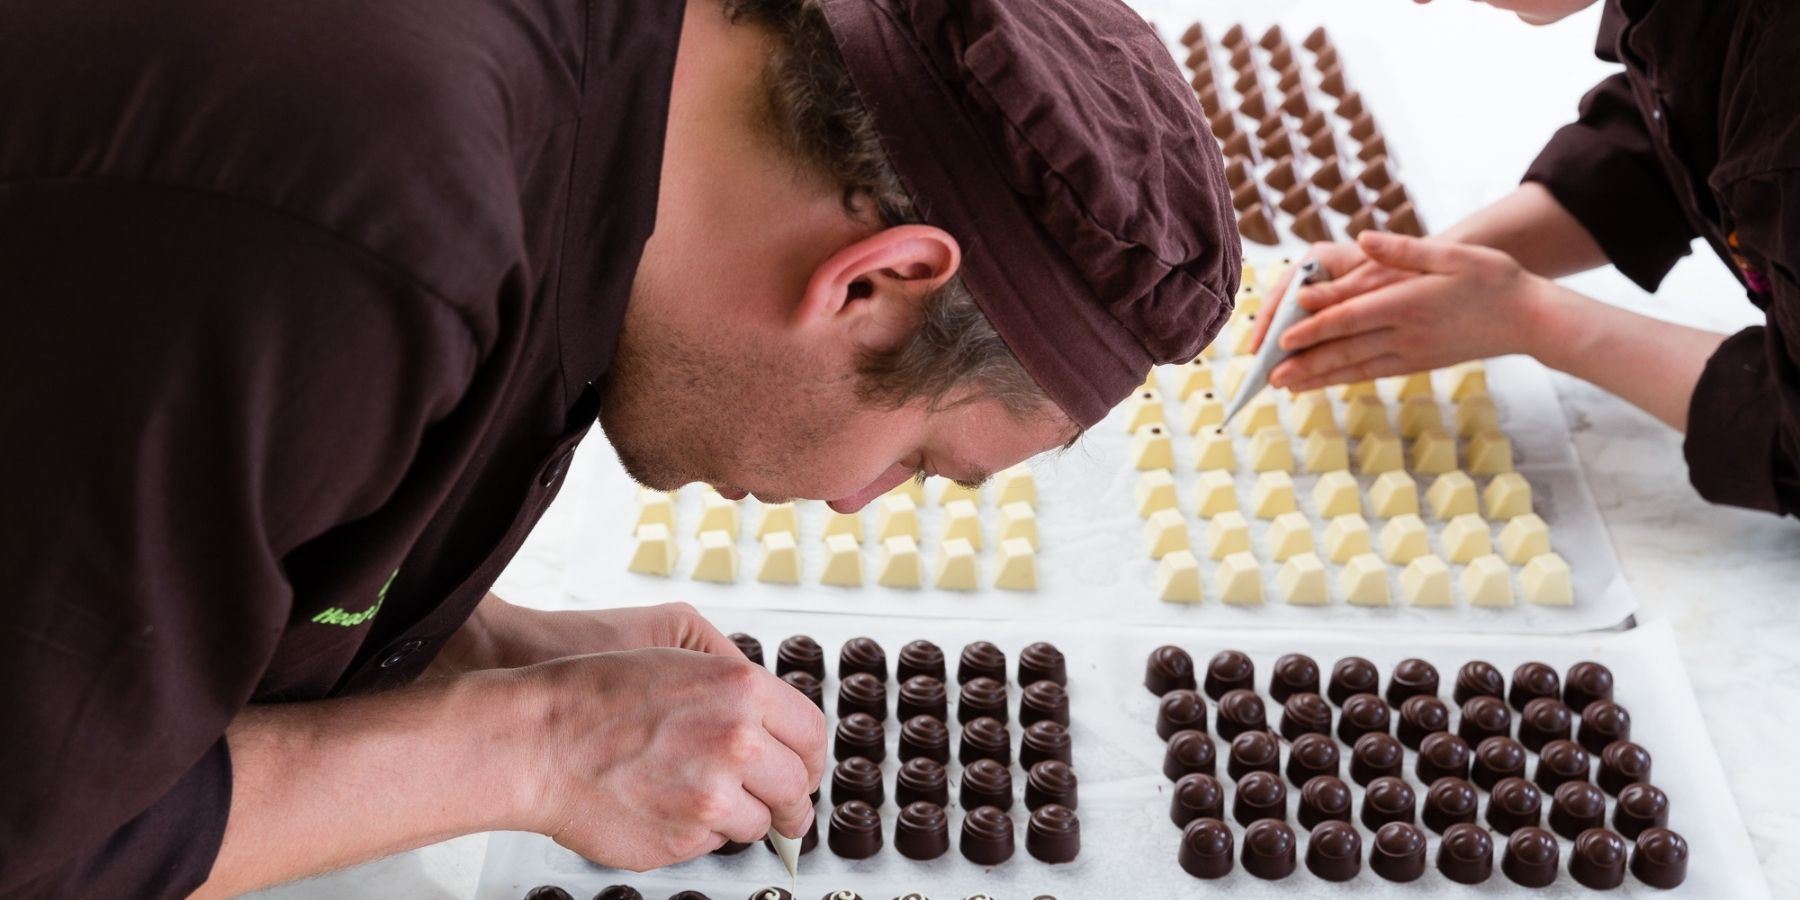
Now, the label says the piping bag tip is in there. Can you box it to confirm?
[1221,257,1327,427]
[768,830,800,885]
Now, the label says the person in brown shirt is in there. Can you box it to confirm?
[1261,0,1800,516]
[0,0,1236,895]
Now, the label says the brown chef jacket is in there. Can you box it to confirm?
[0,0,683,894]
[1523,0,1800,515]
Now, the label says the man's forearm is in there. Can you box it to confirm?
[1442,182,1611,280]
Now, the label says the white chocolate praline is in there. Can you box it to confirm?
[1455,395,1500,437]
[1426,471,1479,520]
[756,502,797,539]
[1193,470,1240,517]
[1467,429,1515,475]
[634,489,675,531]
[1266,511,1314,561]
[1344,394,1390,437]
[1288,390,1336,436]
[1367,471,1419,518]
[697,492,742,540]
[1177,360,1215,399]
[1397,394,1443,439]
[937,478,981,506]
[1323,515,1373,563]
[1192,427,1236,471]
[1442,513,1492,563]
[1400,555,1453,607]
[1521,552,1574,605]
[1445,361,1488,401]
[1130,424,1175,470]
[1335,380,1379,401]
[1390,371,1435,401]
[1144,508,1190,559]
[942,498,983,550]
[1278,553,1329,605]
[823,508,863,544]
[1379,514,1430,564]
[1135,469,1179,518]
[1250,471,1298,519]
[994,465,1037,507]
[1483,472,1533,520]
[1230,315,1259,355]
[757,531,801,585]
[1215,551,1265,605]
[1303,428,1350,473]
[1498,513,1551,564]
[1248,427,1294,472]
[691,531,741,583]
[1183,390,1225,434]
[1203,510,1252,560]
[627,523,677,577]
[875,494,920,541]
[1157,550,1204,604]
[993,537,1038,591]
[1219,357,1253,400]
[1235,393,1281,437]
[1311,470,1361,518]
[1408,428,1458,475]
[998,501,1039,550]
[1461,554,1514,607]
[933,537,978,591]
[1124,388,1166,432]
[875,535,922,588]
[1339,553,1391,606]
[1355,431,1403,475]
[886,478,926,504]
[821,533,864,586]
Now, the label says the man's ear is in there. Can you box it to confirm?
[792,224,962,347]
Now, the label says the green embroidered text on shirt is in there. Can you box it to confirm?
[311,568,398,627]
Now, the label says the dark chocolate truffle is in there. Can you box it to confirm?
[1025,760,1079,811]
[1233,67,1262,97]
[899,715,950,764]
[1345,206,1379,239]
[1599,740,1653,795]
[783,671,824,711]
[1254,109,1285,140]
[1179,817,1235,879]
[1386,201,1426,237]
[1018,642,1066,686]
[1613,783,1670,839]
[1221,23,1248,49]
[897,640,945,683]
[1021,720,1073,769]
[1232,180,1265,213]
[1417,731,1472,785]
[1286,732,1340,786]
[1571,827,1630,889]
[1487,776,1544,834]
[1026,804,1080,863]
[1165,729,1217,782]
[1472,736,1527,791]
[1238,202,1278,245]
[1337,693,1390,745]
[961,758,1013,811]
[957,677,1007,725]
[894,802,950,860]
[1534,739,1592,793]
[895,757,949,808]
[1328,657,1379,705]
[834,713,885,763]
[1234,771,1287,825]
[1424,777,1479,834]
[832,756,884,808]
[729,633,764,666]
[778,635,825,680]
[896,675,947,723]
[1375,181,1411,214]
[1303,25,1330,52]
[1280,691,1332,740]
[1356,136,1388,163]
[1357,156,1392,191]
[1299,774,1352,830]
[1172,773,1227,827]
[1382,659,1438,708]
[1502,826,1560,888]
[1458,695,1512,747]
[1157,689,1207,740]
[1299,109,1330,139]
[838,637,887,681]
[837,673,887,722]
[1216,688,1268,741]
[1020,680,1069,728]
[959,716,1011,766]
[1310,156,1345,191]
[1351,732,1404,786]
[595,888,643,900]
[1336,90,1364,120]
[1551,781,1607,840]
[960,805,1015,865]
[1259,24,1286,51]
[1180,21,1204,48]
[1371,822,1428,883]
[1264,157,1297,191]
[1509,662,1561,712]
[1579,700,1632,754]
[958,642,1007,685]
[1145,645,1196,696]
[1437,822,1495,885]
[1241,819,1298,880]
[1228,42,1255,75]
[1326,181,1361,216]
[1518,696,1573,753]
[1317,65,1346,99]
[827,800,882,859]
[1277,183,1312,216]
[1305,129,1337,162]
[1291,205,1333,244]
[1361,776,1417,830]
[1306,820,1363,882]
[1630,827,1689,888]
[1563,661,1614,713]
[1454,660,1506,705]
[668,892,711,900]
[1204,650,1255,700]
[524,887,574,900]
[713,840,753,856]
[1398,694,1451,750]
[1228,730,1280,781]
[1223,155,1253,188]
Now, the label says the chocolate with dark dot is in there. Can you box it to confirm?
[1351,732,1403,785]
[1228,730,1280,781]
[1337,693,1390,744]
[1631,827,1689,888]
[1571,827,1629,889]
[1234,770,1287,825]
[832,756,883,808]
[1280,691,1331,740]
[1579,700,1632,754]
[1025,759,1079,811]
[1018,642,1066,686]
[1371,822,1427,882]
[1157,689,1206,740]
[1204,650,1255,700]
[1599,740,1653,795]
[1020,680,1069,728]
[1386,658,1439,707]
[897,640,945,683]
[959,641,1007,685]
[958,677,1007,725]
[1614,783,1670,840]
[894,801,950,860]
[1534,739,1592,793]
[960,758,1013,811]
[1416,731,1471,785]
[1551,781,1606,840]
[1164,729,1216,781]
[1172,773,1225,827]
[1285,732,1339,786]
[1216,688,1267,741]
[594,887,644,900]
[896,675,947,723]
[895,757,949,808]
[1328,657,1379,706]
[839,637,887,681]
[1026,804,1080,863]
[1454,660,1505,705]
[1361,776,1416,830]
[1472,736,1527,791]
[834,713,884,763]
[729,634,764,666]
[1299,774,1352,830]
[898,715,949,764]
[1502,826,1560,888]
[1518,696,1572,752]
[1488,776,1544,834]
[1563,661,1614,713]
[1306,820,1363,882]
[1423,777,1478,834]
[959,716,1010,766]
[777,636,825,680]
[1179,817,1235,879]
[1437,822,1495,884]
[1145,645,1196,696]
[827,800,882,859]
[837,673,887,722]
[1241,819,1297,880]
[1269,653,1320,703]
[523,887,574,900]
[960,805,1015,865]
[1021,720,1072,769]
[783,672,824,711]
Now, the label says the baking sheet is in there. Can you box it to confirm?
[474,615,1764,899]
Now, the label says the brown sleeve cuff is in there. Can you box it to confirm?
[1522,73,1696,292]
[1683,326,1799,516]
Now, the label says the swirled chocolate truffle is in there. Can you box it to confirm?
[1020,680,1069,728]
[1613,783,1670,839]
[1269,653,1320,703]
[899,715,950,764]
[1385,658,1439,707]
[958,641,1007,685]
[1454,660,1506,705]
[667,893,711,900]
[1179,817,1235,878]
[1026,804,1080,863]
[1517,696,1572,752]
[1145,645,1197,696]
[596,888,645,900]
[1472,736,1527,791]
[1204,650,1255,700]
[1327,657,1379,706]
[895,757,949,808]
[729,633,764,666]
[1241,819,1297,880]
[783,671,824,711]
[523,887,574,900]
[1018,642,1066,686]
[1458,695,1512,746]
[1337,693,1390,744]
[819,891,863,900]
[1157,689,1207,740]
[960,758,1013,811]
[1371,822,1427,882]
[834,713,885,762]
[837,673,887,721]
[1572,828,1629,888]
[1488,776,1544,834]
[1631,827,1689,888]
[1534,739,1591,793]
[1579,700,1632,754]
[897,639,945,683]
[1508,662,1561,712]
[713,840,752,856]
[1216,688,1267,741]
[894,802,950,860]
[960,805,1015,865]
[959,716,1011,766]
[1416,731,1471,785]
[1599,740,1653,795]
[1563,661,1614,713]
[827,800,882,859]
[1172,773,1226,827]
[1502,826,1560,887]
[1551,781,1607,839]
[1361,776,1416,829]
[832,756,884,808]
[838,637,888,681]
[1025,760,1079,811]
[958,677,1008,725]
[1437,822,1495,884]
[897,675,947,722]
[1021,720,1073,769]
[1351,732,1404,785]
[1228,730,1280,781]
[1298,774,1352,829]
[1285,733,1339,786]
[1279,692,1331,740]
[747,890,793,900]
[1398,694,1450,749]
[1306,820,1363,882]
[1233,771,1287,825]
[777,635,825,680]
[1424,776,1479,834]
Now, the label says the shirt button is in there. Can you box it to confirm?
[380,639,424,668]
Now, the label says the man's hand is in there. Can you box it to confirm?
[433,598,742,674]
[1249,239,1421,353]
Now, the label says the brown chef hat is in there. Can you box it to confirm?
[819,0,1241,428]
